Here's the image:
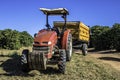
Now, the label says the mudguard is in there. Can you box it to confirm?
[61,30,71,49]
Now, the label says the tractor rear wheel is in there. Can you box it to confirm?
[58,49,66,74]
[21,49,30,72]
[66,34,72,61]
[82,43,88,56]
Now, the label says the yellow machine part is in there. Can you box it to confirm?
[54,21,90,42]
[79,22,89,42]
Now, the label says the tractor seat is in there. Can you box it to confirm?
[53,27,61,36]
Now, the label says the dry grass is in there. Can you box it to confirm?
[0,48,120,80]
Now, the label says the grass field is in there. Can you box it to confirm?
[0,48,120,80]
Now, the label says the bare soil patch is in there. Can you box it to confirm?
[88,48,120,71]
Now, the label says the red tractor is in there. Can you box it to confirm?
[21,8,72,73]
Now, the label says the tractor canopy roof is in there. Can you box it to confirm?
[40,8,69,15]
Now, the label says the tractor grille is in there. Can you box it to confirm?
[33,46,50,52]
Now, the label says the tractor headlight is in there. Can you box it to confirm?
[43,41,52,45]
[48,41,52,45]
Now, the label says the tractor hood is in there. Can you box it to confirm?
[33,30,57,46]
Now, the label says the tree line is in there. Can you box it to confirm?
[0,29,33,50]
[0,23,120,51]
[90,23,120,51]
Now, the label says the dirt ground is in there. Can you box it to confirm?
[74,48,120,71]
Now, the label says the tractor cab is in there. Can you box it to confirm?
[40,8,69,33]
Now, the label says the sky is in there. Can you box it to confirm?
[0,0,120,36]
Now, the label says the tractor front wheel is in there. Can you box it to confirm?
[58,49,66,74]
[21,49,30,72]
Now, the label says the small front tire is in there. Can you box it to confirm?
[21,49,30,72]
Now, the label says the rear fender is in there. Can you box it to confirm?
[61,30,71,49]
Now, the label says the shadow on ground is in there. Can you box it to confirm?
[0,52,61,77]
[99,57,120,62]
[0,52,29,76]
[40,67,60,75]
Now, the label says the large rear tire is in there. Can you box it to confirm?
[66,34,73,61]
[82,43,88,56]
[21,49,30,72]
[58,49,66,74]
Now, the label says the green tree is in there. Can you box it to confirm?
[111,23,120,51]
[9,30,21,49]
[0,29,33,50]
[0,30,3,49]
[91,25,111,50]
[19,31,33,47]
[0,29,21,49]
